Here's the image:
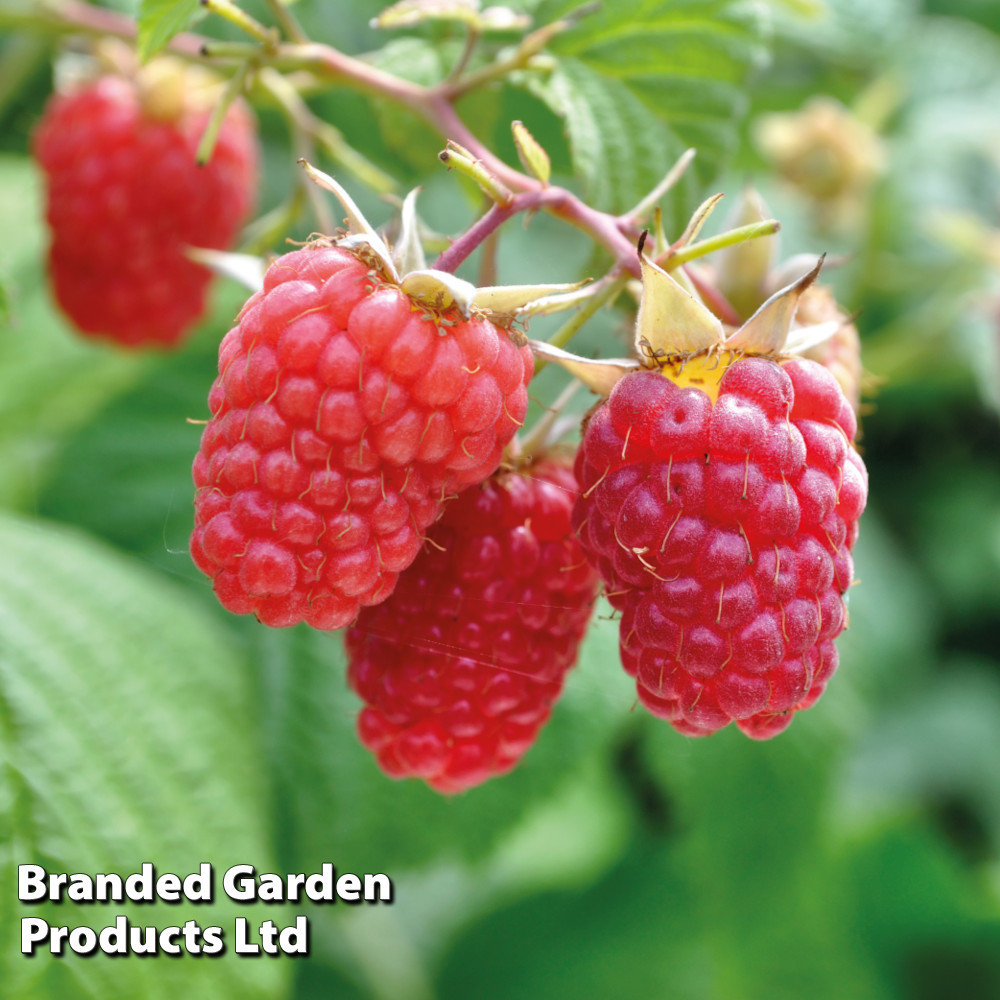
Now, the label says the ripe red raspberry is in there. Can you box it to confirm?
[190,243,535,630]
[33,62,257,347]
[573,355,867,739]
[345,458,599,793]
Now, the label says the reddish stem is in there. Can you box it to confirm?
[687,267,743,327]
[434,186,640,278]
[25,3,646,277]
[279,41,428,110]
[433,202,517,273]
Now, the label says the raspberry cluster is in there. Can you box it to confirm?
[33,71,257,346]
[573,356,867,739]
[346,459,599,792]
[190,244,534,629]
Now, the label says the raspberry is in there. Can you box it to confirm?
[573,354,867,739]
[191,243,535,629]
[33,61,257,347]
[345,458,599,792]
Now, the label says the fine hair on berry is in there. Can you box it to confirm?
[573,354,867,739]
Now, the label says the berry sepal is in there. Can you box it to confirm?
[533,238,831,400]
[301,160,590,318]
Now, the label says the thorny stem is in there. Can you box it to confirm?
[421,93,641,270]
[431,185,639,279]
[274,40,430,110]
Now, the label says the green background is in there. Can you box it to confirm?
[1,0,999,997]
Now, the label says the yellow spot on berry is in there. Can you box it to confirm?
[657,348,739,403]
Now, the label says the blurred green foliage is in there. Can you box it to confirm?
[1,0,999,998]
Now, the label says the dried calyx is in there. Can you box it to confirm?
[304,162,596,322]
[533,195,839,400]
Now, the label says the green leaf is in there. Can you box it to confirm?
[841,662,1000,841]
[364,38,454,174]
[437,723,890,1000]
[36,326,241,580]
[528,0,769,216]
[837,819,1000,995]
[532,58,690,216]
[0,514,286,1000]
[137,0,203,63]
[0,156,146,513]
